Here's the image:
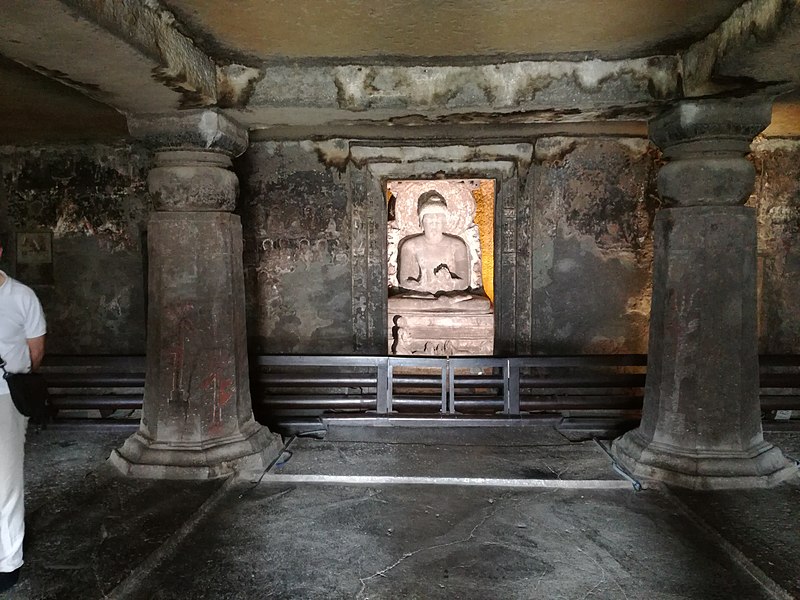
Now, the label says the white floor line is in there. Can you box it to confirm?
[260,473,633,489]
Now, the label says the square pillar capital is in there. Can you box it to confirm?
[649,97,776,207]
[128,109,249,157]
[649,97,772,159]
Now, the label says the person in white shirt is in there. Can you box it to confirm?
[0,241,46,593]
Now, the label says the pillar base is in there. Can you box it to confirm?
[612,429,799,490]
[109,421,283,480]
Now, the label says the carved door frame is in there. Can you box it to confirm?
[347,144,533,355]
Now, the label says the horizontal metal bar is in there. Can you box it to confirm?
[763,421,800,432]
[384,396,450,406]
[303,396,646,411]
[761,397,800,410]
[321,415,562,428]
[47,388,144,395]
[760,355,800,367]
[257,356,388,367]
[255,355,650,369]
[452,377,505,386]
[393,375,450,385]
[37,353,800,371]
[760,375,800,386]
[47,418,139,432]
[440,357,511,368]
[258,397,453,409]
[508,355,648,367]
[453,399,504,408]
[519,375,646,388]
[46,394,800,413]
[41,355,145,369]
[520,396,644,410]
[518,389,644,396]
[257,375,646,388]
[43,374,145,387]
[50,397,143,410]
[258,375,378,386]
[256,397,379,409]
[259,374,461,386]
[388,357,448,367]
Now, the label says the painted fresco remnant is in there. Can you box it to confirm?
[15,231,53,284]
[2,147,148,247]
[0,145,149,354]
[531,137,659,354]
[0,138,795,361]
[751,140,800,354]
[238,142,352,353]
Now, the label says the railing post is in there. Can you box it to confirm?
[443,359,451,414]
[376,358,389,414]
[505,359,520,415]
[387,359,394,414]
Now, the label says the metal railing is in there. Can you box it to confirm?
[36,354,800,428]
[254,354,647,416]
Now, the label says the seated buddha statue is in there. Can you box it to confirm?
[387,187,493,356]
[389,190,491,313]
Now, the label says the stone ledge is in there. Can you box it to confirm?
[251,58,681,114]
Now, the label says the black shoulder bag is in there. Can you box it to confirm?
[1,355,50,425]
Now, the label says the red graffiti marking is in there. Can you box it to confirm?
[164,302,195,404]
[203,372,235,431]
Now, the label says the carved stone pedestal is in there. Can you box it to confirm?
[612,98,797,489]
[391,312,494,356]
[110,110,281,479]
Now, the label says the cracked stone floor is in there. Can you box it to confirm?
[3,424,800,599]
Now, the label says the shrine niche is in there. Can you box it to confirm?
[387,179,495,355]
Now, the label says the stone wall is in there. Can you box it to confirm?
[752,139,800,354]
[238,142,352,354]
[0,138,796,357]
[528,137,659,354]
[237,138,660,355]
[0,145,149,354]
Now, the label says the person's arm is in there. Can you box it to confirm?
[398,240,423,290]
[27,335,46,371]
[451,239,471,289]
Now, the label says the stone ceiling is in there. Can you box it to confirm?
[162,0,746,63]
[0,0,798,144]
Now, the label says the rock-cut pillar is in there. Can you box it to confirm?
[612,98,797,489]
[110,110,282,479]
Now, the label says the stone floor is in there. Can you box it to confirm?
[4,424,800,599]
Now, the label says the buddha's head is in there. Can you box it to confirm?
[417,191,448,243]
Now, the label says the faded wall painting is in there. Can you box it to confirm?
[530,138,658,354]
[751,140,800,354]
[0,145,149,354]
[238,142,352,354]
